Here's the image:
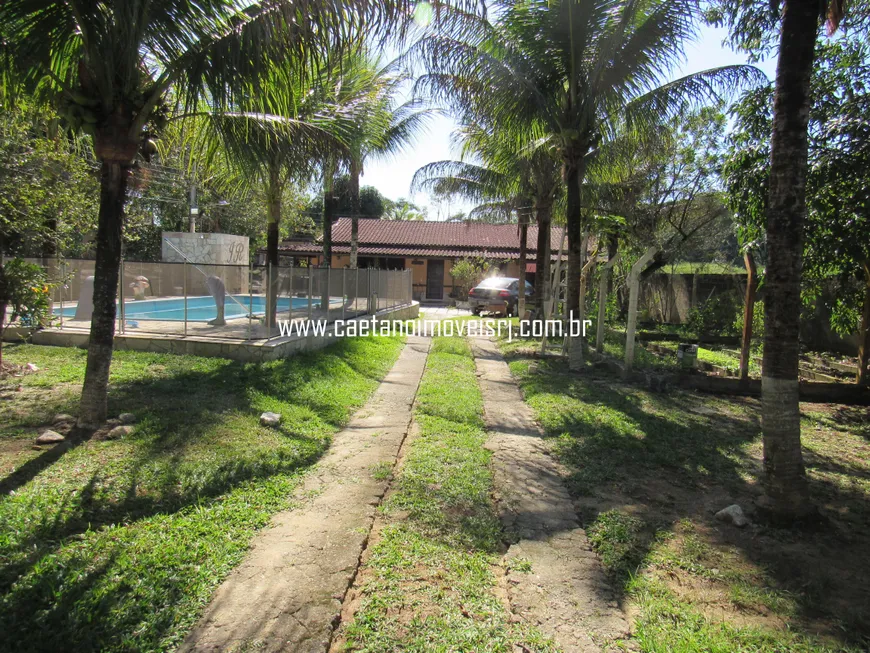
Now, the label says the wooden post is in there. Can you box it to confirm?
[858,261,870,386]
[624,247,658,375]
[596,254,620,351]
[739,251,758,383]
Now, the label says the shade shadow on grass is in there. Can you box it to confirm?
[501,345,870,651]
[0,336,403,653]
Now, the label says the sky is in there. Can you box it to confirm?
[361,24,778,220]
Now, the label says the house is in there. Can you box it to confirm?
[270,218,568,302]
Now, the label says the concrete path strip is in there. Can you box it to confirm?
[180,336,431,653]
[471,337,632,653]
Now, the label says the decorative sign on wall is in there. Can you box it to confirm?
[161,232,250,266]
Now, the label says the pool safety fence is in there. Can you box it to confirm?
[12,258,413,341]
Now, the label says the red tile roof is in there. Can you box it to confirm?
[277,218,569,259]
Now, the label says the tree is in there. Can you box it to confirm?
[1,0,474,428]
[0,101,99,258]
[415,0,761,369]
[711,0,869,521]
[330,177,391,219]
[338,60,435,268]
[192,60,354,327]
[384,198,427,221]
[724,37,870,383]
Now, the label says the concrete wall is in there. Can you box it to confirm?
[162,232,249,265]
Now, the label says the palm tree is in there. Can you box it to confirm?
[192,62,353,328]
[760,0,846,522]
[337,60,436,268]
[0,0,480,428]
[415,0,761,369]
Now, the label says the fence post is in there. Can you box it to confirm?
[327,267,332,322]
[183,261,188,336]
[307,269,313,320]
[625,246,658,375]
[341,268,346,322]
[59,260,65,330]
[118,258,125,335]
[355,268,360,318]
[247,262,253,340]
[288,264,293,324]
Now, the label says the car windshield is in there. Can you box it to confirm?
[476,277,514,289]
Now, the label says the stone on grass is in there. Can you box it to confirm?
[715,504,749,528]
[106,425,134,440]
[53,414,76,425]
[36,430,65,445]
[260,412,282,427]
[118,413,137,425]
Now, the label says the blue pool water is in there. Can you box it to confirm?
[55,295,321,322]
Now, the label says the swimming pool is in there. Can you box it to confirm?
[54,295,322,322]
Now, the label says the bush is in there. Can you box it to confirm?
[0,258,54,329]
[732,298,765,346]
[450,256,496,298]
[683,292,742,338]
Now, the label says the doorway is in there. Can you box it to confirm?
[426,260,444,300]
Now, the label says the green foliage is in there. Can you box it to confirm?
[450,256,496,297]
[732,298,765,344]
[0,258,53,329]
[383,197,427,221]
[0,102,98,257]
[683,293,742,338]
[723,37,870,335]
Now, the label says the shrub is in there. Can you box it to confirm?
[0,258,54,330]
[683,292,742,338]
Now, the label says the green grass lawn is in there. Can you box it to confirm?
[0,337,403,653]
[336,335,554,652]
[501,345,870,652]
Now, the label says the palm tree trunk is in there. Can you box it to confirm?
[761,0,819,523]
[78,161,128,428]
[518,209,528,317]
[321,159,338,313]
[265,164,282,329]
[565,154,586,371]
[349,158,361,269]
[534,199,551,317]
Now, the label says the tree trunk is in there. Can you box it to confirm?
[265,164,282,329]
[349,158,361,269]
[321,160,338,314]
[565,154,586,371]
[858,261,870,386]
[518,211,528,317]
[739,251,758,383]
[534,200,552,317]
[78,161,128,428]
[761,0,819,523]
